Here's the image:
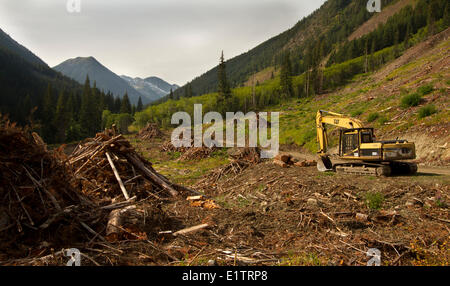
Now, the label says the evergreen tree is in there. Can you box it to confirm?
[280,51,294,98]
[79,75,90,136]
[184,85,189,98]
[405,19,413,47]
[427,1,437,36]
[168,89,174,100]
[114,96,122,113]
[444,2,450,27]
[120,93,132,114]
[137,97,143,112]
[65,92,81,142]
[188,84,193,98]
[53,91,69,143]
[79,75,99,137]
[21,94,33,124]
[217,51,231,98]
[91,81,102,133]
[41,83,55,142]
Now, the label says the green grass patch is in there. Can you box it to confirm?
[418,105,437,119]
[279,252,324,266]
[365,192,384,210]
[401,93,422,108]
[167,151,182,159]
[367,112,380,123]
[417,84,434,96]
[350,109,364,117]
[378,116,389,125]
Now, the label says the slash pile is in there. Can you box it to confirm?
[197,147,263,184]
[0,118,97,258]
[69,129,191,200]
[178,146,218,161]
[137,123,163,140]
[160,133,219,161]
[0,120,195,264]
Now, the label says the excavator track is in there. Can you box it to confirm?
[333,161,417,177]
[334,163,390,176]
[390,161,418,175]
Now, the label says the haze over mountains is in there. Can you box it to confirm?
[53,57,177,104]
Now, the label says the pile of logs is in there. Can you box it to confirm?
[161,132,219,161]
[228,147,262,164]
[0,118,99,255]
[137,123,163,140]
[69,129,195,200]
[161,140,189,153]
[0,120,204,262]
[273,154,316,168]
[200,147,263,183]
[178,146,218,161]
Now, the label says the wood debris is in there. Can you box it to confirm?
[273,153,316,168]
[137,123,163,140]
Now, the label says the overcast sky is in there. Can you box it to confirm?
[0,0,326,85]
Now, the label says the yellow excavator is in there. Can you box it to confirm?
[316,110,418,176]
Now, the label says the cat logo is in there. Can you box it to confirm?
[334,119,340,125]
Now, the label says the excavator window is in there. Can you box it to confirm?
[361,132,373,143]
[342,132,358,154]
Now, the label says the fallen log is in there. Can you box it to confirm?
[173,223,210,237]
[125,153,179,197]
[106,152,130,200]
[275,154,292,164]
[106,205,136,240]
[273,159,289,168]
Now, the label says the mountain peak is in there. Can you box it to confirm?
[53,57,145,104]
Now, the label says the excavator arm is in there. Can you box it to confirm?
[316,110,364,171]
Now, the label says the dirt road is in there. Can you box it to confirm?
[419,166,450,176]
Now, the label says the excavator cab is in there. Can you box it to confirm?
[339,128,376,157]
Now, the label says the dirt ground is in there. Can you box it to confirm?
[66,140,448,266]
[175,159,449,266]
[4,132,448,266]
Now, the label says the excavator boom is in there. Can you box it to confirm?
[316,110,364,171]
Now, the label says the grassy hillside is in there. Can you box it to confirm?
[274,29,450,164]
[134,27,449,166]
[170,0,399,98]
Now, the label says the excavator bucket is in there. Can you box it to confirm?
[317,155,333,172]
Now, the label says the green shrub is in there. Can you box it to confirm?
[418,105,437,119]
[401,93,422,108]
[102,110,134,134]
[417,84,434,96]
[351,109,363,117]
[367,112,379,122]
[365,192,384,210]
[378,116,389,125]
